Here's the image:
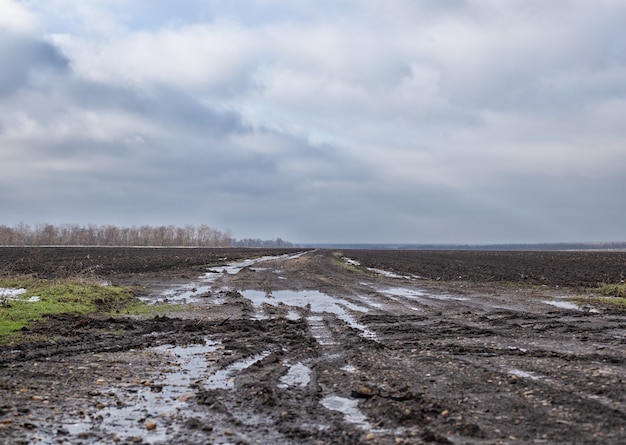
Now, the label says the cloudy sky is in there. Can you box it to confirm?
[1,0,625,244]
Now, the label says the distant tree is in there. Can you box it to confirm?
[0,223,293,248]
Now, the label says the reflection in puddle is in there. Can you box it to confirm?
[279,362,311,388]
[286,310,300,320]
[153,340,220,387]
[382,286,467,303]
[543,300,582,310]
[206,351,272,390]
[62,339,220,444]
[307,315,336,345]
[382,287,427,299]
[152,283,213,304]
[509,369,544,380]
[241,290,377,341]
[321,396,372,429]
[147,252,307,304]
[0,288,41,303]
[367,268,414,279]
[342,257,423,280]
[342,257,361,267]
[0,287,27,298]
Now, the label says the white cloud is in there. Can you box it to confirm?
[1,0,625,242]
[0,0,38,32]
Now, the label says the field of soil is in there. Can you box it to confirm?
[1,247,625,444]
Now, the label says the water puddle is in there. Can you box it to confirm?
[382,287,427,299]
[152,283,213,304]
[509,369,545,380]
[60,339,220,444]
[286,310,301,320]
[52,342,275,443]
[153,340,220,386]
[205,351,272,390]
[241,289,377,341]
[382,286,467,304]
[307,315,336,345]
[342,257,361,267]
[341,365,357,373]
[545,296,600,313]
[342,257,422,280]
[0,287,40,303]
[367,268,415,279]
[0,287,27,298]
[279,362,311,388]
[356,296,385,309]
[543,300,582,310]
[146,252,308,304]
[320,396,372,429]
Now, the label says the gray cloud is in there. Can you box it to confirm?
[1,1,625,243]
[0,30,68,96]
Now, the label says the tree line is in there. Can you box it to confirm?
[0,223,293,248]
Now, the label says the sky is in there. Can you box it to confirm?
[1,0,625,244]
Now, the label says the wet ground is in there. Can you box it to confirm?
[0,248,625,444]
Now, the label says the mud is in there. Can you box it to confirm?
[0,247,625,444]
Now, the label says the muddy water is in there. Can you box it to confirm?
[241,289,378,340]
[145,252,307,304]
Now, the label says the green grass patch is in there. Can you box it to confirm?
[596,283,626,298]
[332,257,362,273]
[0,277,139,336]
[602,297,626,308]
[570,283,626,312]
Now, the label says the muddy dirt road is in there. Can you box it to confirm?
[1,248,625,444]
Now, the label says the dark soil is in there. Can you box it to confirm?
[0,247,625,444]
[0,246,306,279]
[341,249,626,287]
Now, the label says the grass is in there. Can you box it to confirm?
[568,283,626,312]
[596,283,626,298]
[0,277,139,336]
[331,255,362,273]
[593,283,626,309]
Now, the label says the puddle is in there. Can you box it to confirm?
[241,290,377,341]
[151,283,213,304]
[210,252,307,276]
[286,310,301,320]
[367,268,413,279]
[0,287,27,298]
[341,365,357,373]
[279,362,311,388]
[356,296,385,309]
[0,287,40,303]
[382,287,427,299]
[153,340,220,387]
[205,351,272,390]
[146,252,308,304]
[543,300,583,310]
[509,369,544,380]
[382,287,467,303]
[60,339,220,444]
[342,257,422,280]
[52,342,273,443]
[307,315,336,345]
[342,257,361,266]
[427,294,468,301]
[321,396,372,429]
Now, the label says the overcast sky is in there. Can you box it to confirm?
[1,0,625,244]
